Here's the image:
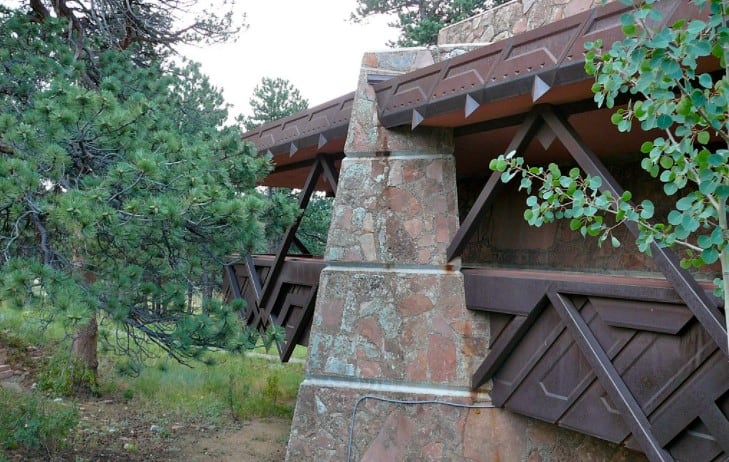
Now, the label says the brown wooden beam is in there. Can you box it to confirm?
[318,156,339,195]
[292,236,312,255]
[700,405,729,455]
[548,291,673,462]
[244,255,263,302]
[541,106,728,358]
[448,109,544,261]
[471,297,547,390]
[279,286,319,363]
[224,264,242,300]
[257,158,322,314]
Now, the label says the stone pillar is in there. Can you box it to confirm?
[285,49,490,461]
[286,49,644,461]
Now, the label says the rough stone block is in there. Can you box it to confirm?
[0,365,13,380]
[325,156,459,266]
[286,382,646,461]
[307,269,489,386]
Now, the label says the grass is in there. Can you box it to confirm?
[0,387,78,454]
[118,352,304,423]
[0,304,306,427]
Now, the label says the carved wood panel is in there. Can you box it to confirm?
[465,268,729,461]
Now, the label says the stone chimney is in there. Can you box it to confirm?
[438,0,612,45]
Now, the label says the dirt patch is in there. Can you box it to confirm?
[174,418,290,462]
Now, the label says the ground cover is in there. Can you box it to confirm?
[0,309,305,461]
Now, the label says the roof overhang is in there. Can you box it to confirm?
[242,0,709,190]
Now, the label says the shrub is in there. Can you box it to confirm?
[0,388,78,453]
[37,353,99,396]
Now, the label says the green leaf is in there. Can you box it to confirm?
[659,156,673,169]
[588,176,602,189]
[501,171,516,183]
[640,200,654,219]
[702,247,719,264]
[698,73,713,89]
[622,23,637,35]
[492,158,507,172]
[664,182,679,195]
[667,210,683,225]
[656,114,673,129]
[697,131,710,145]
[686,20,706,34]
[676,196,693,211]
[711,226,724,245]
[611,236,620,248]
[620,12,635,26]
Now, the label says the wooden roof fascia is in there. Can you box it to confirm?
[241,0,703,178]
[372,0,696,130]
[241,92,354,155]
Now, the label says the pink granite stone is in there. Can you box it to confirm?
[427,334,457,382]
[356,317,383,346]
[399,294,434,317]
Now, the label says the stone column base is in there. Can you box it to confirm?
[286,381,644,461]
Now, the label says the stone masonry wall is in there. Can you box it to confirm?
[438,0,614,45]
[286,47,646,461]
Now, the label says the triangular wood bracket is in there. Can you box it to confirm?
[318,155,339,195]
[536,123,556,150]
[532,75,551,102]
[412,109,425,129]
[465,94,481,118]
[318,133,328,150]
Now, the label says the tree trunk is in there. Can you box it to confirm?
[71,312,98,377]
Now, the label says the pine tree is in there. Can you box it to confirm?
[242,77,309,131]
[0,7,282,377]
[351,0,503,47]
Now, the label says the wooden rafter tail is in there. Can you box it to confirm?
[548,291,673,462]
[540,106,729,358]
[448,110,545,262]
